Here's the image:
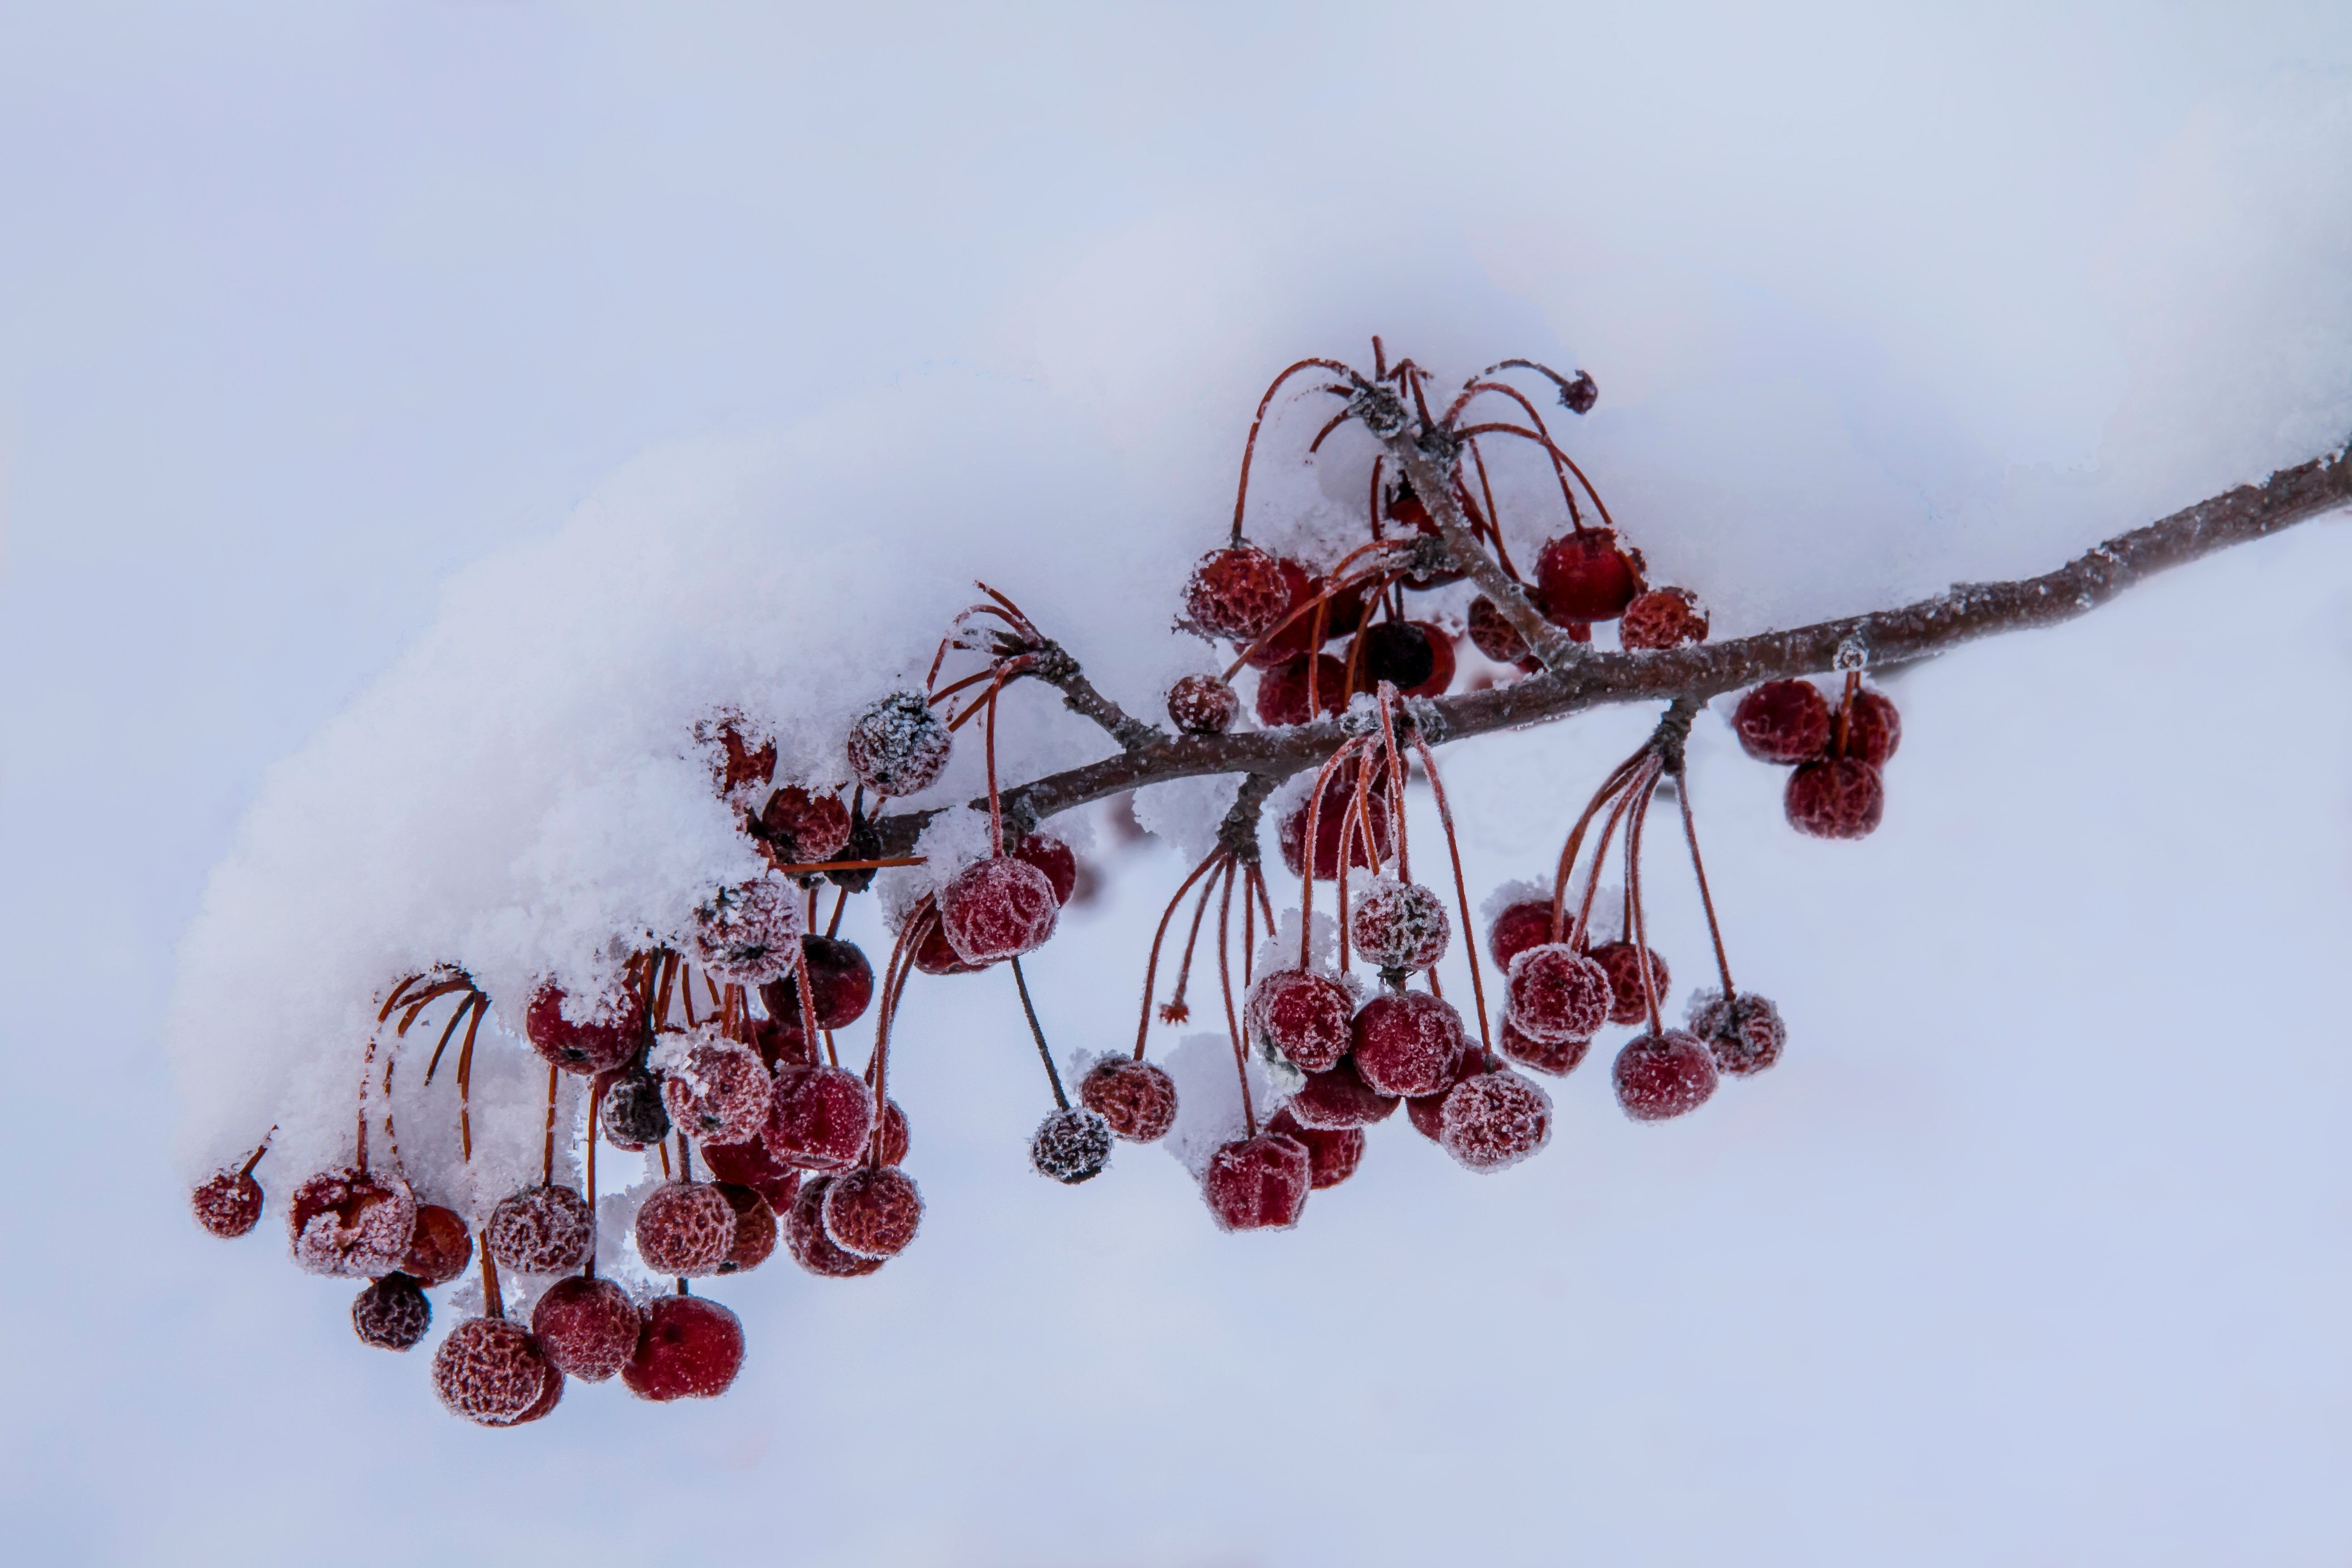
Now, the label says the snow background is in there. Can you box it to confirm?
[6,2,2352,1563]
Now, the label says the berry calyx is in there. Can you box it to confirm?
[1348,989,1467,1099]
[1688,990,1787,1076]
[1011,834,1079,906]
[401,1204,475,1286]
[1167,673,1240,735]
[1201,1133,1312,1232]
[939,854,1060,965]
[288,1167,417,1279]
[634,1181,737,1278]
[622,1294,744,1402]
[769,936,875,1029]
[763,1063,877,1172]
[821,1165,924,1259]
[1588,940,1670,1028]
[1245,968,1356,1073]
[845,690,953,798]
[486,1184,596,1276]
[1277,773,1393,882]
[1285,1056,1400,1129]
[191,1170,264,1239]
[1784,757,1885,839]
[530,1274,641,1382]
[1077,1058,1179,1142]
[524,981,639,1076]
[1348,878,1452,973]
[1618,586,1709,650]
[1612,1030,1719,1121]
[1030,1107,1114,1184]
[1496,1011,1590,1077]
[1487,898,1556,974]
[1731,680,1831,764]
[1182,544,1293,642]
[657,1033,774,1145]
[600,1068,672,1151]
[1254,653,1349,727]
[432,1317,554,1426]
[758,785,853,867]
[784,1176,884,1276]
[1535,529,1644,623]
[1504,944,1613,1045]
[713,1183,778,1273]
[691,877,804,983]
[352,1273,430,1351]
[1437,1068,1554,1172]
[1266,1108,1364,1191]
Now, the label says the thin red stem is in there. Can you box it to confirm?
[1134,850,1225,1058]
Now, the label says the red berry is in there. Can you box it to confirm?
[821,1166,923,1259]
[1535,529,1644,622]
[713,1183,778,1273]
[509,1362,566,1426]
[845,690,953,797]
[524,981,639,1076]
[634,1181,736,1278]
[1201,1133,1312,1232]
[758,785,853,867]
[191,1170,264,1239]
[402,1204,475,1286]
[1078,1058,1179,1142]
[784,1176,885,1276]
[659,1034,773,1145]
[765,936,874,1030]
[432,1317,554,1426]
[691,877,803,983]
[531,1274,641,1382]
[1438,1068,1554,1172]
[700,1137,803,1213]
[1732,680,1830,764]
[1618,586,1709,650]
[1012,834,1079,906]
[1238,557,1322,668]
[911,913,987,975]
[622,1294,745,1401]
[697,710,777,803]
[1785,757,1885,838]
[599,1068,671,1150]
[487,1184,595,1276]
[1497,1010,1590,1077]
[1245,968,1356,1073]
[1487,898,1558,974]
[764,1063,876,1172]
[1266,1108,1364,1190]
[1254,653,1349,727]
[1465,596,1531,666]
[1276,772,1393,882]
[1405,1044,1488,1142]
[1349,989,1467,1098]
[1612,1030,1719,1121]
[288,1167,416,1279]
[1839,688,1902,766]
[1285,1056,1400,1129]
[1349,620,1455,699]
[1182,545,1294,642]
[1349,878,1451,972]
[1030,1107,1114,1183]
[744,1010,817,1071]
[1688,990,1787,1076]
[1504,944,1612,1045]
[939,854,1060,965]
[868,1098,911,1166]
[352,1273,430,1350]
[1167,673,1241,735]
[1588,941,1670,1028]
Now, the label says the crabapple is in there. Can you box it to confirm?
[1612,1030,1719,1121]
[191,1170,263,1239]
[287,1167,416,1279]
[1348,989,1466,1099]
[1267,1108,1364,1191]
[845,690,953,798]
[1588,940,1669,1028]
[821,1166,923,1259]
[1201,1133,1312,1232]
[1254,653,1349,727]
[1182,544,1294,642]
[1535,529,1643,622]
[1688,990,1788,1076]
[1350,878,1451,972]
[525,981,639,1077]
[1732,680,1830,764]
[1618,587,1708,650]
[401,1204,474,1286]
[1284,1056,1400,1129]
[351,1273,430,1351]
[1437,1068,1554,1172]
[763,1063,876,1173]
[1277,772,1392,881]
[432,1317,553,1426]
[531,1274,641,1382]
[634,1181,736,1278]
[939,854,1059,965]
[713,1183,778,1274]
[1784,757,1885,839]
[1078,1058,1179,1142]
[622,1294,745,1401]
[1497,1011,1590,1077]
[1030,1107,1114,1184]
[486,1185,595,1275]
[1245,968,1356,1073]
[1167,673,1240,735]
[784,1176,885,1276]
[659,1034,773,1145]
[1504,944,1613,1045]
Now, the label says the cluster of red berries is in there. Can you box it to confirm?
[1732,669,1903,839]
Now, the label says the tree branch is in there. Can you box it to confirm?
[1025,639,1166,752]
[875,446,2352,858]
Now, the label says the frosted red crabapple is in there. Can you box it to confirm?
[1612,1030,1719,1121]
[525,982,639,1076]
[1012,834,1079,905]
[1535,529,1645,622]
[702,1137,803,1212]
[1277,773,1393,881]
[1438,1068,1554,1172]
[1486,898,1556,974]
[1839,688,1902,766]
[1504,944,1613,1046]
[821,1166,923,1259]
[623,1294,745,1402]
[1166,673,1240,735]
[432,1317,554,1427]
[1267,1108,1364,1191]
[1688,990,1787,1076]
[845,690,953,797]
[771,936,875,1029]
[600,1068,671,1150]
[759,785,853,867]
[486,1185,595,1275]
[1349,878,1451,972]
[191,1169,264,1239]
[352,1273,431,1350]
[1348,989,1466,1098]
[1078,1058,1179,1142]
[1201,1133,1313,1231]
[635,1181,737,1278]
[784,1177,884,1276]
[1285,1056,1399,1129]
[691,877,803,982]
[288,1167,416,1279]
[658,1034,773,1144]
[1785,756,1885,839]
[1618,587,1708,651]
[764,1063,876,1172]
[939,854,1060,964]
[1246,968,1356,1073]
[1588,941,1669,1027]
[1182,544,1294,642]
[1732,680,1832,764]
[531,1275,641,1382]
[1497,1011,1589,1077]
[1030,1107,1114,1183]
[714,1183,779,1274]
[1465,596,1534,666]
[1254,653,1349,727]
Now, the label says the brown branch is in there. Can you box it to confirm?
[1024,639,1166,752]
[872,446,2352,859]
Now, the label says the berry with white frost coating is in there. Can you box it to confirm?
[845,690,952,797]
[1349,877,1451,972]
[635,1181,736,1278]
[1078,1058,1178,1142]
[524,981,639,1076]
[287,1167,416,1279]
[1349,989,1466,1099]
[531,1275,641,1382]
[1201,1133,1311,1232]
[351,1273,430,1350]
[1504,944,1612,1045]
[822,1166,923,1259]
[1245,968,1355,1074]
[656,1032,773,1145]
[191,1170,264,1239]
[939,854,1060,964]
[1588,940,1670,1027]
[764,1063,876,1173]
[1166,673,1240,735]
[432,1317,554,1427]
[1182,544,1294,642]
[486,1184,595,1275]
[1438,1069,1554,1172]
[784,1177,883,1278]
[690,877,804,982]
[1030,1107,1113,1184]
[1613,1030,1720,1121]
[600,1069,671,1151]
[1687,990,1787,1076]
[1784,757,1885,839]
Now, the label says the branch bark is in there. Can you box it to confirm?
[875,445,2352,858]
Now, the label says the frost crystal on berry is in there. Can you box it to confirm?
[191,1170,264,1239]
[1505,944,1613,1045]
[352,1273,431,1351]
[486,1184,596,1275]
[1438,1069,1554,1172]
[622,1294,745,1402]
[1267,1108,1364,1191]
[1588,940,1669,1027]
[287,1167,417,1279]
[1688,990,1787,1076]
[714,1182,778,1273]
[524,981,640,1076]
[1166,673,1240,735]
[1405,1045,1487,1142]
[1030,1107,1114,1184]
[402,1204,474,1286]
[784,1176,885,1276]
[1732,680,1831,764]
[1784,757,1885,839]
[1182,544,1294,642]
[1349,990,1466,1099]
[635,1181,736,1277]
[1349,878,1452,972]
[939,853,1059,964]
[1078,1058,1179,1142]
[601,1068,671,1151]
[1285,1056,1399,1129]
[655,1031,773,1145]
[690,877,804,982]
[845,690,953,797]
[531,1274,641,1382]
[821,1165,923,1259]
[432,1317,554,1427]
[764,1063,877,1172]
[1613,1030,1720,1122]
[1245,968,1355,1074]
[1201,1133,1311,1232]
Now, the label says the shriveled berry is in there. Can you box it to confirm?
[634,1181,736,1277]
[764,936,875,1030]
[1245,968,1355,1073]
[1497,1011,1590,1077]
[1167,673,1241,735]
[525,981,640,1076]
[1588,941,1670,1027]
[784,1176,884,1276]
[1785,757,1885,839]
[911,913,986,975]
[658,1034,773,1144]
[1078,1058,1178,1142]
[1349,990,1467,1098]
[697,710,777,803]
[1618,586,1709,650]
[601,1069,671,1151]
[432,1317,553,1426]
[531,1274,641,1382]
[402,1204,474,1286]
[288,1167,416,1279]
[713,1183,778,1273]
[1465,596,1532,666]
[940,854,1060,965]
[1277,772,1393,881]
[1732,680,1830,764]
[821,1166,923,1259]
[845,690,953,797]
[1201,1133,1312,1232]
[1438,1069,1554,1172]
[1030,1107,1114,1184]
[1688,990,1787,1076]
[868,1098,911,1166]
[1613,1030,1719,1121]
[487,1185,595,1275]
[1535,529,1643,622]
[1285,1056,1400,1129]
[691,877,804,983]
[701,1137,803,1213]
[1349,878,1451,972]
[1012,834,1078,906]
[1839,688,1902,766]
[763,1063,876,1172]
[1267,1108,1364,1190]
[352,1273,431,1351]
[1505,944,1612,1045]
[1182,544,1293,642]
[191,1169,264,1239]
[1487,897,1558,974]
[759,785,853,867]
[1239,558,1321,668]
[1254,653,1349,727]
[622,1294,744,1401]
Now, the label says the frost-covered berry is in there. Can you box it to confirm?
[1618,586,1709,650]
[697,710,777,804]
[940,854,1060,964]
[1405,1045,1488,1142]
[1732,680,1830,764]
[352,1273,431,1351]
[1785,757,1885,839]
[1030,1107,1114,1184]
[846,690,953,798]
[191,1170,264,1239]
[1688,990,1788,1076]
[1167,673,1240,735]
[601,1068,671,1151]
[1487,897,1557,973]
[402,1203,474,1286]
[634,1181,736,1278]
[530,1274,640,1382]
[1349,990,1467,1099]
[1438,1069,1554,1172]
[1267,1108,1365,1191]
[763,1063,876,1173]
[657,1033,773,1145]
[1352,620,1456,699]
[1588,941,1669,1028]
[432,1317,554,1426]
[524,981,640,1076]
[288,1167,416,1279]
[1285,1056,1400,1129]
[912,915,986,975]
[1201,1133,1312,1232]
[1505,944,1612,1045]
[1013,833,1079,906]
[1254,652,1349,727]
[822,1166,923,1259]
[784,1177,884,1277]
[1497,1011,1590,1077]
[1078,1058,1179,1142]
[759,785,853,867]
[1613,1030,1719,1121]
[1535,529,1644,622]
[1182,544,1294,642]
[622,1294,745,1402]
[700,1137,803,1213]
[713,1183,778,1274]
[1840,688,1902,766]
[1277,773,1393,882]
[1466,595,1532,666]
[1350,878,1452,972]
[1246,968,1355,1073]
[869,1098,911,1166]
[486,1184,596,1275]
[691,877,804,983]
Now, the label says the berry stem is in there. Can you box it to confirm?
[826,884,849,939]
[1548,750,1651,942]
[541,1064,559,1187]
[1835,669,1859,758]
[1407,727,1493,1055]
[479,1235,505,1320]
[236,1131,274,1179]
[1671,759,1739,1002]
[1448,381,1584,524]
[455,992,485,1163]
[1466,439,1524,580]
[676,1132,694,1184]
[585,1076,603,1278]
[1296,737,1365,969]
[1214,858,1256,1138]
[1135,849,1226,1058]
[789,933,823,1066]
[1624,769,1666,1034]
[420,989,477,1084]
[1009,955,1069,1113]
[1159,855,1223,1024]
[984,669,1009,856]
[1571,756,1656,951]
[1230,357,1357,546]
